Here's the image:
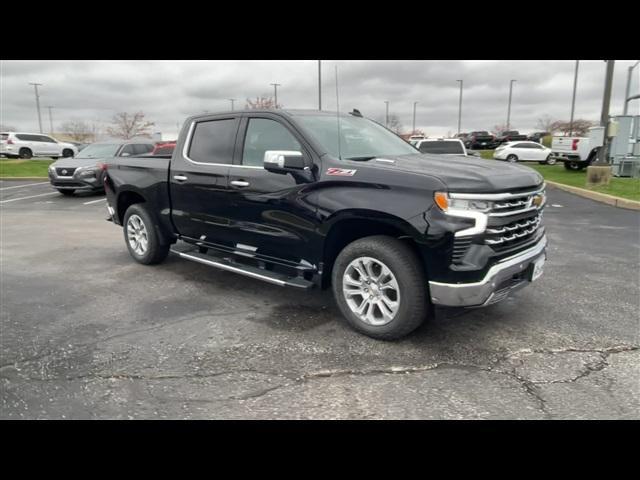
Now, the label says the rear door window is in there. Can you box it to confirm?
[187,118,238,164]
[1,134,9,141]
[133,144,153,155]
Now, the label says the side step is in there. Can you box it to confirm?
[170,247,314,290]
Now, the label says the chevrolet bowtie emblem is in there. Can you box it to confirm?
[532,194,543,207]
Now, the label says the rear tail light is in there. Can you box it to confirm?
[572,139,580,150]
[7,138,14,144]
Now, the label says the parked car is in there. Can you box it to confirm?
[495,130,528,145]
[48,139,154,195]
[0,132,78,159]
[151,141,176,155]
[414,138,480,157]
[464,131,497,149]
[493,141,555,164]
[550,128,603,171]
[103,109,547,340]
[408,134,426,146]
[527,131,550,143]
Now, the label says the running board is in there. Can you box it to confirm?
[170,248,314,290]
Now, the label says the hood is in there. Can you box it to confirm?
[57,141,76,149]
[50,156,109,169]
[357,153,544,192]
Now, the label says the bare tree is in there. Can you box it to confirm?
[535,115,556,132]
[246,96,278,109]
[387,114,403,134]
[60,120,94,142]
[107,112,154,139]
[492,123,511,134]
[549,119,595,136]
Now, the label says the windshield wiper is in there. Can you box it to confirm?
[344,156,377,161]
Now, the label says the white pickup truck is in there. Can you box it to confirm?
[550,127,604,171]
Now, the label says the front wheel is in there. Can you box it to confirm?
[123,203,170,265]
[331,235,428,340]
[543,154,557,165]
[506,154,518,163]
[62,149,74,158]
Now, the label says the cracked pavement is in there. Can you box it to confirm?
[1,183,639,419]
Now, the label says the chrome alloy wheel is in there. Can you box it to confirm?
[126,214,149,256]
[342,256,400,326]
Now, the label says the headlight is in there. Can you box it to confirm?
[78,169,97,177]
[48,164,55,172]
[434,192,491,213]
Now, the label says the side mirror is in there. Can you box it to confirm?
[263,150,308,172]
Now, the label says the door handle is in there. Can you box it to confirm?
[230,180,250,187]
[173,175,188,182]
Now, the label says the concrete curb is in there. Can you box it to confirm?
[546,180,640,211]
[0,177,48,181]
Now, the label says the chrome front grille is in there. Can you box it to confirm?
[485,214,542,246]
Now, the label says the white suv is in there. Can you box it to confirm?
[0,132,78,159]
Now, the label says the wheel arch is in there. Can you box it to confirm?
[319,210,426,289]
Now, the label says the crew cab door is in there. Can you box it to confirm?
[169,115,240,246]
[225,114,319,266]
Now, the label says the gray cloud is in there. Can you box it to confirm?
[1,60,638,138]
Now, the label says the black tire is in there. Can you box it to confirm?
[122,203,170,265]
[19,148,33,159]
[506,154,518,163]
[544,154,556,165]
[564,161,581,171]
[62,149,74,158]
[331,235,428,340]
[57,189,75,196]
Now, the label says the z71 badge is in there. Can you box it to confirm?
[326,168,357,176]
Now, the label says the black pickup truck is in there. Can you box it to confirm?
[495,130,528,145]
[464,131,498,150]
[103,109,547,340]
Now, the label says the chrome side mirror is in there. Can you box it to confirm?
[263,150,307,171]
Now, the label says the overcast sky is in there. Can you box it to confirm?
[1,60,638,138]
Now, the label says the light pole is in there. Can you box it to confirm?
[456,80,463,136]
[623,60,640,115]
[506,79,516,130]
[29,82,43,133]
[594,60,616,166]
[228,99,236,111]
[270,83,281,108]
[569,61,580,136]
[318,60,322,111]
[384,101,389,127]
[46,106,54,134]
[412,101,418,134]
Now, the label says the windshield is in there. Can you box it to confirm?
[418,141,464,154]
[296,115,417,160]
[77,143,120,158]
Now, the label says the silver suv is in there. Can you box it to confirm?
[0,132,78,159]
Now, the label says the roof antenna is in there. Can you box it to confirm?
[335,64,342,160]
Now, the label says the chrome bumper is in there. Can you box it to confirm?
[429,235,547,307]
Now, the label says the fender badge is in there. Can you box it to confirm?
[326,167,357,176]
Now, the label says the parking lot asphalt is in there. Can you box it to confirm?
[1,180,638,419]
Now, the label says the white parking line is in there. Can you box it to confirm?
[83,198,107,205]
[0,192,58,204]
[0,182,49,191]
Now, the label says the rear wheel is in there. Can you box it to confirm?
[506,154,518,163]
[564,161,581,171]
[19,148,33,159]
[123,203,170,265]
[332,235,428,340]
[57,189,75,196]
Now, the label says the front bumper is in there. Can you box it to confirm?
[49,171,103,191]
[429,235,547,307]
